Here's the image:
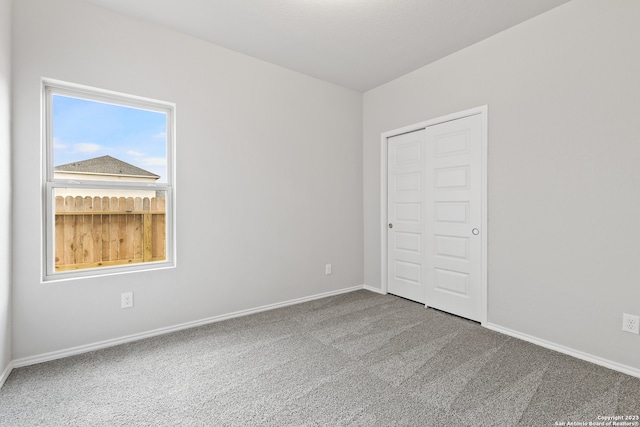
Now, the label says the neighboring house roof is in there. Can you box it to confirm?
[54,155,160,179]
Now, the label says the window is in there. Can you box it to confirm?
[43,79,175,281]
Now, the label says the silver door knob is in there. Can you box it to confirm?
[472,228,479,235]
[389,223,393,229]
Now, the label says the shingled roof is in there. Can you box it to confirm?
[54,155,160,179]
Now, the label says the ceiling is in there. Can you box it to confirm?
[81,0,571,92]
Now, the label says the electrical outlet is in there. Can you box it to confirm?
[121,292,133,309]
[622,313,640,334]
[325,264,332,275]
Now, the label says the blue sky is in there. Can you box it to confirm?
[53,95,168,182]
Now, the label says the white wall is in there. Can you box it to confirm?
[12,0,363,359]
[364,0,640,371]
[0,0,12,378]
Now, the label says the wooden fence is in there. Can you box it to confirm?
[55,196,166,271]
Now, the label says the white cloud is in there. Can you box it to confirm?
[127,150,144,157]
[139,157,166,167]
[73,142,102,153]
[53,138,68,149]
[154,132,167,140]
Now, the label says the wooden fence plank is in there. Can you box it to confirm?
[118,197,127,261]
[55,196,64,267]
[109,197,119,261]
[158,214,167,260]
[73,197,84,265]
[143,213,152,262]
[93,197,103,264]
[63,196,75,266]
[154,197,166,260]
[101,197,110,262]
[82,196,93,264]
[125,197,135,260]
[133,197,143,260]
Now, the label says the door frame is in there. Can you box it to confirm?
[380,105,488,325]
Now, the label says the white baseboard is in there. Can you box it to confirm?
[0,361,13,388]
[485,323,640,379]
[12,285,365,369]
[363,284,386,295]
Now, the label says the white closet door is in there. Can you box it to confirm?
[387,129,427,303]
[424,114,482,321]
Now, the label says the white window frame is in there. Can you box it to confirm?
[42,79,176,282]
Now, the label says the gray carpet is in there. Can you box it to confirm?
[1,290,639,426]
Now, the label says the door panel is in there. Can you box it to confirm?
[425,114,482,321]
[387,130,426,303]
